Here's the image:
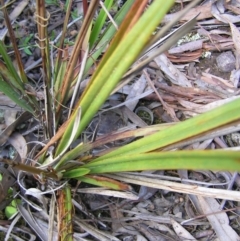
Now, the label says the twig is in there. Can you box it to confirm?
[143,69,179,121]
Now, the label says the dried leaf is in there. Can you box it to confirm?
[166,49,202,63]
[212,2,240,23]
[18,204,48,241]
[25,188,48,210]
[168,39,203,54]
[7,133,28,160]
[154,54,192,87]
[4,109,17,126]
[163,2,212,23]
[125,74,147,111]
[171,218,197,241]
[0,112,31,146]
[0,92,21,110]
[9,0,29,21]
[229,22,240,69]
[198,196,240,241]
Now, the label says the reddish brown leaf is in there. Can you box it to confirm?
[166,49,202,63]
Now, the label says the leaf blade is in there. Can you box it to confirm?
[83,151,240,174]
[55,0,175,156]
[93,97,240,161]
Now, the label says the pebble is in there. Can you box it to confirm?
[216,51,236,72]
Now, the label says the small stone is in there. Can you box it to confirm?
[216,51,236,72]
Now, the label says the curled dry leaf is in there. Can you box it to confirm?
[211,1,240,23]
[163,2,212,23]
[25,188,48,210]
[7,132,28,160]
[166,49,203,63]
[0,111,31,146]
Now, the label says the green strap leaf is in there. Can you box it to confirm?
[55,0,175,156]
[84,0,135,75]
[83,151,240,174]
[0,76,34,114]
[93,97,240,162]
[63,168,90,178]
[89,0,114,49]
[0,41,24,90]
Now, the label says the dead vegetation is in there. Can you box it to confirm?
[0,0,240,240]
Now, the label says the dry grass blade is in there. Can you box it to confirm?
[74,217,120,241]
[4,214,21,241]
[105,173,240,201]
[18,204,47,241]
[48,195,56,240]
[76,187,139,200]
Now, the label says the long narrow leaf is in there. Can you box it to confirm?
[89,0,113,49]
[81,151,240,174]
[0,42,24,90]
[93,97,240,162]
[84,0,135,75]
[0,76,34,113]
[55,0,175,156]
[62,168,90,178]
[79,0,149,105]
[56,123,172,166]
